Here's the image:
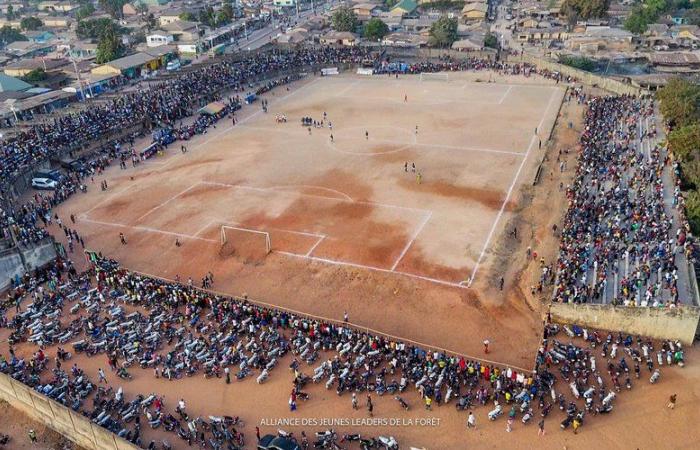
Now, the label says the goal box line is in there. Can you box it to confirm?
[220,225,271,255]
[419,72,449,82]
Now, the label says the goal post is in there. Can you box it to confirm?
[220,226,271,255]
[419,72,449,82]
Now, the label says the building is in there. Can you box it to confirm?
[390,0,418,17]
[147,30,175,47]
[67,41,98,60]
[37,1,79,12]
[353,3,381,20]
[3,57,68,77]
[461,3,488,22]
[0,73,32,92]
[161,20,204,42]
[648,52,700,73]
[273,0,296,6]
[382,32,429,47]
[91,52,161,79]
[320,31,359,46]
[4,41,55,58]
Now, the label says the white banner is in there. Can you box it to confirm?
[321,67,339,76]
[356,68,373,75]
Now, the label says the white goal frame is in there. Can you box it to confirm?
[220,225,271,254]
[419,72,449,82]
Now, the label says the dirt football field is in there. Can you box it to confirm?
[56,73,564,368]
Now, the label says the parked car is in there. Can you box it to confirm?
[31,177,58,190]
[257,435,301,450]
[34,169,63,182]
[166,59,181,71]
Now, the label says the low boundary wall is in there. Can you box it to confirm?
[549,303,700,344]
[0,372,138,450]
[507,54,645,96]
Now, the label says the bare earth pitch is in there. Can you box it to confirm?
[57,73,564,367]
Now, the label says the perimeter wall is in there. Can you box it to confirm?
[0,372,138,450]
[549,303,700,344]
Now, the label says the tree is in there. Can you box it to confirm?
[561,0,610,21]
[23,68,47,82]
[363,18,389,41]
[95,27,125,63]
[20,17,43,31]
[658,78,700,128]
[429,16,457,47]
[77,18,125,39]
[668,123,700,164]
[484,33,498,49]
[98,0,126,19]
[6,5,14,20]
[76,3,95,20]
[134,1,148,16]
[684,189,700,233]
[331,6,358,32]
[0,26,28,44]
[198,7,216,27]
[558,54,596,71]
[222,3,234,21]
[179,12,197,22]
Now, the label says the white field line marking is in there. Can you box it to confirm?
[334,79,361,97]
[466,88,561,287]
[391,211,433,271]
[305,235,326,257]
[134,183,199,222]
[200,181,431,215]
[268,184,353,201]
[149,77,324,173]
[498,85,514,105]
[131,267,531,371]
[277,251,466,289]
[193,219,216,237]
[80,217,216,242]
[82,183,140,217]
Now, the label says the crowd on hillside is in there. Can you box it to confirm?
[552,95,691,306]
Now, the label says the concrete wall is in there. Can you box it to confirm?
[0,372,139,450]
[507,54,645,96]
[549,303,700,344]
[21,239,57,271]
[0,250,25,291]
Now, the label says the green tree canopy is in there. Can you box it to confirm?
[77,18,125,39]
[6,5,14,20]
[363,18,389,41]
[658,78,700,128]
[75,3,95,20]
[98,0,127,19]
[95,27,125,63]
[331,6,358,32]
[23,68,47,82]
[0,26,28,43]
[20,17,43,31]
[561,0,610,21]
[484,33,498,49]
[179,12,197,21]
[429,16,457,47]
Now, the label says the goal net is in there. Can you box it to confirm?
[220,226,271,261]
[419,72,449,82]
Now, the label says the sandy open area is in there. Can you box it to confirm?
[3,72,697,449]
[53,73,564,369]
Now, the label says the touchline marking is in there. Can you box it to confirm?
[134,183,199,222]
[81,218,217,242]
[276,251,466,289]
[83,183,139,216]
[498,85,514,105]
[466,88,561,287]
[391,211,433,271]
